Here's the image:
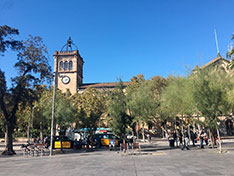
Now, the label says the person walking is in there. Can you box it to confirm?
[173,130,178,147]
[199,130,204,149]
[178,130,183,146]
[168,131,174,147]
[109,138,116,151]
[190,130,196,146]
[181,130,189,150]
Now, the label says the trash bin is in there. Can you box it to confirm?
[169,140,174,147]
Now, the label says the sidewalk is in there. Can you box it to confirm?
[1,136,234,156]
[138,137,234,154]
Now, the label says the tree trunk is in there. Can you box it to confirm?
[163,124,168,138]
[4,132,7,146]
[2,125,16,155]
[216,128,222,153]
[142,121,145,142]
[188,125,191,143]
[209,129,214,148]
[27,121,30,142]
[136,121,139,140]
[40,122,43,142]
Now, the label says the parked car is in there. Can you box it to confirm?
[91,134,119,147]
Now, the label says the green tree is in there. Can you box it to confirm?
[147,76,168,137]
[37,88,75,133]
[161,76,195,118]
[15,85,46,140]
[0,35,51,155]
[127,80,157,141]
[126,74,145,95]
[72,88,106,133]
[0,25,22,55]
[192,70,231,151]
[126,74,145,138]
[160,76,196,136]
[107,81,132,138]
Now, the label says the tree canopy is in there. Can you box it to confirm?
[0,30,52,155]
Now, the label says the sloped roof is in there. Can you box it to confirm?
[199,54,230,69]
[79,82,131,89]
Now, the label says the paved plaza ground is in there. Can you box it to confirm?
[1,139,234,176]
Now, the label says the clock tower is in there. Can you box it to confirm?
[53,37,84,94]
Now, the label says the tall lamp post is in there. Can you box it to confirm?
[49,70,57,156]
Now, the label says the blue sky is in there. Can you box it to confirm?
[0,0,234,85]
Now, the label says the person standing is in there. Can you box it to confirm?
[181,130,189,150]
[190,130,196,146]
[204,131,208,145]
[109,138,116,151]
[173,130,178,147]
[147,133,151,143]
[199,130,204,149]
[178,130,183,146]
[168,131,174,147]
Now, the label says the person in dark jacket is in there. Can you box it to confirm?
[173,130,178,147]
[178,130,183,146]
[190,130,196,146]
[199,130,205,149]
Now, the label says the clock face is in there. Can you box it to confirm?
[62,76,70,84]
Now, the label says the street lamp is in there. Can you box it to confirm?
[49,73,57,156]
[49,72,67,156]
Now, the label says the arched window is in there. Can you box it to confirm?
[64,61,68,71]
[69,61,73,70]
[59,61,63,71]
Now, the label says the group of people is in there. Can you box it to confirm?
[168,128,209,150]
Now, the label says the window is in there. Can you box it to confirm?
[59,61,63,71]
[64,61,68,71]
[69,61,73,70]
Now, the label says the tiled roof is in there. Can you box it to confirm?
[199,54,230,69]
[78,82,131,89]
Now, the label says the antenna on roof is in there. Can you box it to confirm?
[214,29,220,56]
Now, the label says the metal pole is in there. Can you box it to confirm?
[49,74,56,156]
[214,29,220,54]
[30,107,34,142]
[50,53,58,156]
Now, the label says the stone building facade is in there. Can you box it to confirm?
[53,50,84,94]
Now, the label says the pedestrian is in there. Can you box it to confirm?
[178,130,183,146]
[181,130,189,150]
[43,135,47,144]
[147,133,151,143]
[129,135,134,148]
[173,130,178,147]
[204,131,208,145]
[168,131,174,147]
[199,130,204,149]
[190,130,196,146]
[109,138,116,151]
